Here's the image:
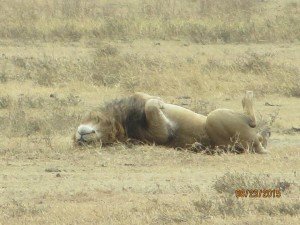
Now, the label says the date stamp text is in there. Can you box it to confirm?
[235,189,281,198]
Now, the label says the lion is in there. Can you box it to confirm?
[74,91,270,153]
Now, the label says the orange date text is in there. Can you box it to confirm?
[235,189,281,198]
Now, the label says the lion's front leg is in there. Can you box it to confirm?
[134,92,162,101]
[144,99,175,144]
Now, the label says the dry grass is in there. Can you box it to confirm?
[0,0,299,43]
[0,0,300,224]
[0,143,299,224]
[1,41,299,97]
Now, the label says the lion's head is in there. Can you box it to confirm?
[74,94,151,147]
[74,111,126,146]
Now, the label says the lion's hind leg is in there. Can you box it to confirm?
[242,91,256,128]
[255,128,271,154]
[254,142,269,154]
[253,137,269,154]
[258,128,271,148]
[144,99,175,144]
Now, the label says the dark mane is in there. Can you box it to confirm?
[100,95,148,140]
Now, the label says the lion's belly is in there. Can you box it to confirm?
[161,103,209,147]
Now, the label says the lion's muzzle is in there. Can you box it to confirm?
[75,124,100,144]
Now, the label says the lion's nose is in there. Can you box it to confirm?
[77,125,96,136]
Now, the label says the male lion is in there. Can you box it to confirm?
[74,91,270,153]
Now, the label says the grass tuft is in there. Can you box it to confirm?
[213,172,277,194]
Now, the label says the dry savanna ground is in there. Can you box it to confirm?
[0,0,300,224]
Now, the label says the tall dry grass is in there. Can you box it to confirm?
[0,0,299,43]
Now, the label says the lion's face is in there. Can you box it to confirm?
[74,111,102,146]
[74,111,126,146]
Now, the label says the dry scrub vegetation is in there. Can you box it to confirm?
[0,0,299,43]
[0,0,299,224]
